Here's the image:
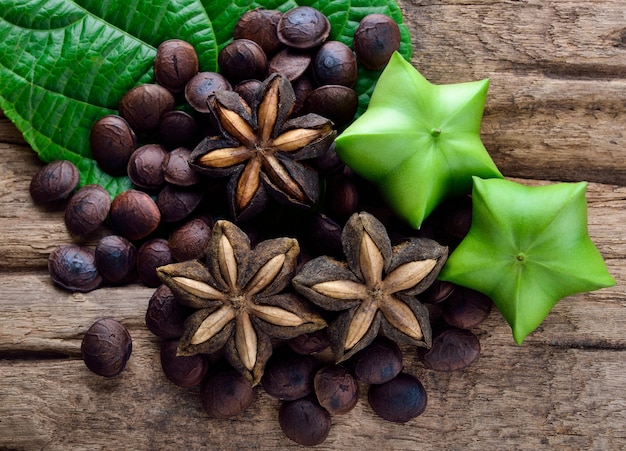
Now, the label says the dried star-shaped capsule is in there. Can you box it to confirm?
[157,220,327,385]
[190,73,335,221]
[293,212,448,362]
[439,177,615,345]
[334,52,502,229]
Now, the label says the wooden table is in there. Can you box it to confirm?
[1,1,625,449]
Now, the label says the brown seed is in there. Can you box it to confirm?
[421,279,456,304]
[418,327,481,372]
[159,110,200,149]
[29,160,79,204]
[261,349,318,401]
[64,184,111,236]
[200,368,255,419]
[162,147,201,187]
[308,213,343,258]
[304,84,358,126]
[145,284,189,339]
[354,14,401,71]
[118,83,175,131]
[89,115,137,176]
[109,189,161,240]
[288,328,330,355]
[218,39,268,85]
[277,6,331,49]
[127,144,167,191]
[95,235,137,284]
[137,238,174,288]
[267,48,312,82]
[234,79,263,107]
[367,373,427,423]
[325,173,358,220]
[292,75,313,115]
[278,397,331,446]
[185,72,232,114]
[168,217,212,261]
[48,245,102,292]
[160,339,208,387]
[154,39,199,93]
[313,41,358,88]
[350,337,402,385]
[234,8,284,56]
[314,365,358,415]
[441,287,492,329]
[81,318,132,378]
[156,184,204,223]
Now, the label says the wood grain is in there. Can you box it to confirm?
[1,1,626,449]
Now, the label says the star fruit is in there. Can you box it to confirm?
[334,52,502,229]
[439,177,615,345]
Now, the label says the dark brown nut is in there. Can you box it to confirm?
[136,238,174,288]
[421,279,456,304]
[162,147,201,187]
[29,160,79,204]
[217,39,268,85]
[314,365,358,415]
[234,8,283,56]
[313,41,357,88]
[200,368,255,419]
[233,79,262,107]
[94,235,137,284]
[418,327,481,372]
[278,397,331,446]
[109,189,161,240]
[160,339,208,388]
[367,373,427,423]
[441,195,473,240]
[261,349,318,401]
[441,287,492,329]
[81,318,132,378]
[325,173,358,220]
[154,39,199,93]
[118,83,175,131]
[127,144,167,191]
[308,213,343,258]
[354,14,401,70]
[145,284,189,339]
[267,48,312,82]
[311,142,344,176]
[63,184,111,236]
[184,72,232,114]
[277,6,331,49]
[159,110,200,149]
[156,184,204,223]
[292,75,313,115]
[48,245,102,292]
[288,329,330,355]
[350,337,403,385]
[168,217,211,261]
[304,84,358,126]
[89,115,137,175]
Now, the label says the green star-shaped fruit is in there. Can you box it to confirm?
[439,177,615,344]
[334,52,502,229]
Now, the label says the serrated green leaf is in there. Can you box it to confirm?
[0,0,411,198]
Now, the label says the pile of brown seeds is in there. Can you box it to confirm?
[29,6,493,446]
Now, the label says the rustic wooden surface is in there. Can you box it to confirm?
[1,1,625,449]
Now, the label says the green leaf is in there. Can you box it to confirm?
[439,177,616,345]
[0,0,411,198]
[334,53,502,229]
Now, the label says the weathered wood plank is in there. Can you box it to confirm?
[1,138,625,270]
[1,327,624,450]
[1,0,626,449]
